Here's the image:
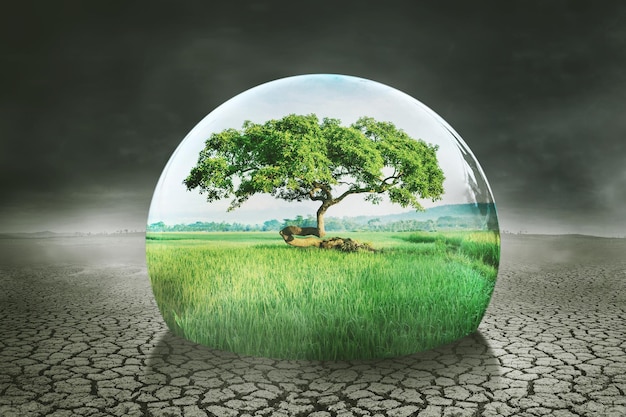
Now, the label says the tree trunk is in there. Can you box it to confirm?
[279,202,330,247]
[279,226,376,252]
[279,226,322,247]
[278,200,376,251]
[316,204,329,238]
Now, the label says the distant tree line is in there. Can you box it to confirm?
[147,214,486,233]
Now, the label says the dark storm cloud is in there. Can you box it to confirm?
[1,1,625,234]
[459,3,626,215]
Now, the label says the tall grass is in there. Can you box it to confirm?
[147,231,499,360]
[401,230,500,267]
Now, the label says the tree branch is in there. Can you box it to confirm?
[379,175,402,192]
[333,186,373,204]
[308,189,326,201]
[312,181,333,200]
[380,175,399,184]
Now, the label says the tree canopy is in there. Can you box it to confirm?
[184,113,445,245]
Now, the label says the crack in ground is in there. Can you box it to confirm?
[1,235,626,416]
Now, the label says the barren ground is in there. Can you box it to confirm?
[1,234,625,416]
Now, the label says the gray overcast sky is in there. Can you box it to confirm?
[1,1,625,236]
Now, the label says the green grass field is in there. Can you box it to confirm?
[146,230,499,360]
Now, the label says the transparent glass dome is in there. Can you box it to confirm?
[147,74,500,360]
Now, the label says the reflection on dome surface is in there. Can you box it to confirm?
[147,74,500,360]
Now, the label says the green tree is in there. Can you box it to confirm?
[184,114,445,248]
[262,219,282,231]
[148,221,166,232]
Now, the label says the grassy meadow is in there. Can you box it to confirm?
[146,230,500,360]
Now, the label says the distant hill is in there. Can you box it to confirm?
[0,231,62,239]
[347,203,495,225]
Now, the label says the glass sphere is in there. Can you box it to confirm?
[147,74,500,360]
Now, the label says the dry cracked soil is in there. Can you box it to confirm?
[1,233,625,416]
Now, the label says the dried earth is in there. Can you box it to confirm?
[1,234,625,416]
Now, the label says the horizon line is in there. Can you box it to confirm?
[1,230,624,240]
